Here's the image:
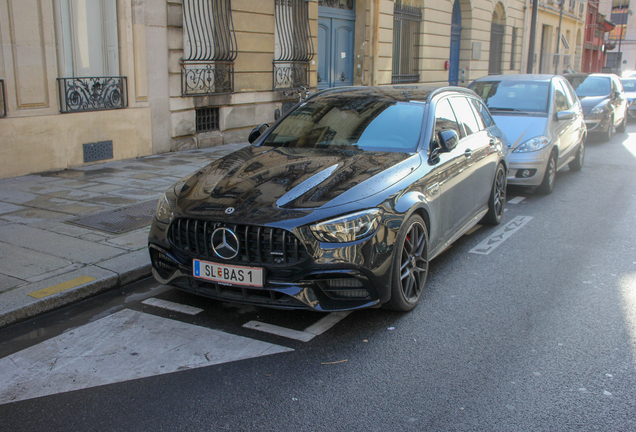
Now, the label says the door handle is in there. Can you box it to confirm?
[340,72,346,82]
[317,71,322,83]
[464,149,473,158]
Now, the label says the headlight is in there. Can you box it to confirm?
[513,136,551,153]
[310,209,382,243]
[155,193,174,224]
[590,102,609,115]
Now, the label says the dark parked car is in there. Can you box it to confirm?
[620,77,636,120]
[564,73,627,141]
[470,74,586,194]
[148,86,508,312]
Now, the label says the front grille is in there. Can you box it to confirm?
[168,218,308,265]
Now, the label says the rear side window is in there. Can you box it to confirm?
[554,85,569,113]
[470,99,494,128]
[434,99,461,138]
[449,97,481,136]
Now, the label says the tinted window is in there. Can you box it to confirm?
[568,76,611,97]
[434,99,461,138]
[622,79,636,91]
[471,99,494,128]
[450,97,481,135]
[262,97,424,152]
[470,80,550,113]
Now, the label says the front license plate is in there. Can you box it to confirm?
[193,259,264,287]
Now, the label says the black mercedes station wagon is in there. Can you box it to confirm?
[148,86,508,312]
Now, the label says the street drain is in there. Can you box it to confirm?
[66,200,158,234]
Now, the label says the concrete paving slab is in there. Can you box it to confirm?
[46,178,102,189]
[0,208,71,224]
[18,197,106,215]
[26,263,85,283]
[0,241,72,279]
[0,189,41,204]
[0,202,25,215]
[81,183,128,193]
[108,188,162,200]
[97,177,164,190]
[40,222,95,237]
[0,274,25,293]
[81,195,142,206]
[45,188,103,200]
[106,228,150,250]
[0,224,125,264]
[0,266,119,328]
[96,248,151,286]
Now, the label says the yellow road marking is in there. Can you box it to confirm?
[28,276,96,299]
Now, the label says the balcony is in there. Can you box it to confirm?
[181,62,234,96]
[57,77,128,114]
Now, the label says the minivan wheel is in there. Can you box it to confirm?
[537,151,557,194]
[569,139,585,172]
[385,215,428,312]
[603,115,614,142]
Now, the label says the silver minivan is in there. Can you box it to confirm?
[469,74,586,194]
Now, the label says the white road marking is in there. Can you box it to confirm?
[244,311,352,342]
[0,309,292,405]
[142,298,204,315]
[469,216,533,255]
[508,196,526,204]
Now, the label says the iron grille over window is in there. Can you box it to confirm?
[196,107,220,132]
[57,77,128,113]
[182,0,238,96]
[273,0,314,91]
[0,79,5,117]
[392,4,422,84]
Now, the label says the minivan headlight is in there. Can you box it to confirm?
[590,101,609,115]
[513,136,551,153]
[311,209,382,243]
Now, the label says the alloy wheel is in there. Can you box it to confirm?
[399,221,428,303]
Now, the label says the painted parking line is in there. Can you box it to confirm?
[28,276,96,299]
[244,311,352,342]
[0,309,292,405]
[142,298,204,315]
[469,216,533,255]
[508,196,526,204]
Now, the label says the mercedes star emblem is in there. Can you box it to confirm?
[225,207,235,214]
[211,228,240,260]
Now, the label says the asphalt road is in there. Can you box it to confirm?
[1,127,635,432]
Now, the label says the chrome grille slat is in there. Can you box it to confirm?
[168,218,307,265]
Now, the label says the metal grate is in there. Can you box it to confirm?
[66,200,158,234]
[196,107,220,132]
[391,4,422,84]
[168,218,308,266]
[57,77,128,113]
[83,141,113,163]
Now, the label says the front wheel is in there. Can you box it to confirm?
[385,215,429,312]
[537,151,557,194]
[568,139,585,172]
[482,163,507,225]
[603,115,614,142]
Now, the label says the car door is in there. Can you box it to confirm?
[551,79,577,164]
[430,98,474,243]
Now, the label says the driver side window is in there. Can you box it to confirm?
[434,99,461,139]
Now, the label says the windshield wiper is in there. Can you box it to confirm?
[487,107,525,113]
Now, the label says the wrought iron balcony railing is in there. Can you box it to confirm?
[273,0,313,92]
[182,61,234,96]
[0,79,6,118]
[273,62,311,91]
[57,76,128,114]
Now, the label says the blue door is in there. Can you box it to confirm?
[449,0,461,85]
[318,7,355,89]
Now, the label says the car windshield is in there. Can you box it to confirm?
[261,97,425,153]
[622,79,636,92]
[568,76,611,97]
[469,81,550,113]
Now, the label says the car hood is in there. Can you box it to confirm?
[174,145,419,219]
[490,115,548,150]
[625,91,636,101]
[578,95,610,115]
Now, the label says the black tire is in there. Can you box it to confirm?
[603,115,614,142]
[568,138,585,172]
[385,214,429,312]
[482,163,507,225]
[537,151,557,194]
[617,111,627,133]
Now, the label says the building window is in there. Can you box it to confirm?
[273,0,314,92]
[182,0,238,96]
[510,27,517,70]
[53,0,127,113]
[488,7,505,75]
[196,107,220,132]
[392,3,422,84]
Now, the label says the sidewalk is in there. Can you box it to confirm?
[0,143,248,329]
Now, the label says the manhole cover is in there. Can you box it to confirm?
[66,200,158,234]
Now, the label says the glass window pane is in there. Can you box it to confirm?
[450,97,481,135]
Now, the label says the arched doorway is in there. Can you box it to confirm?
[449,0,461,85]
[488,4,506,75]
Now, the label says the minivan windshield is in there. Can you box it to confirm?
[568,76,611,97]
[469,81,550,113]
[261,97,424,153]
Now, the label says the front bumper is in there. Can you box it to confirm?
[584,113,610,133]
[506,146,552,187]
[148,218,400,311]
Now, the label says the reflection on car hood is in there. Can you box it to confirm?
[490,115,548,149]
[578,95,609,115]
[174,145,419,219]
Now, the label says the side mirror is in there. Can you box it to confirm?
[248,123,269,144]
[556,111,575,121]
[614,91,621,99]
[438,129,459,152]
